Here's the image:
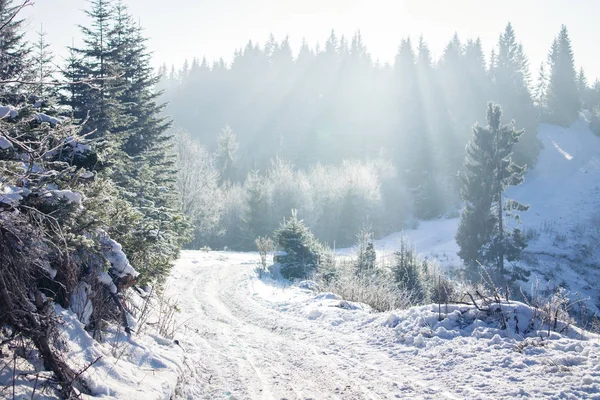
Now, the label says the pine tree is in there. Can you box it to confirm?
[215,125,239,183]
[355,227,376,276]
[534,62,548,110]
[577,67,589,109]
[546,25,580,126]
[274,209,323,280]
[241,170,269,248]
[392,236,425,302]
[61,0,189,282]
[492,23,540,168]
[456,103,529,282]
[66,0,127,160]
[32,25,56,100]
[108,1,189,280]
[0,0,32,100]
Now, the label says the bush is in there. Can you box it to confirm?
[590,112,600,136]
[319,264,414,312]
[392,236,427,302]
[274,210,324,280]
[355,227,376,276]
[255,236,274,269]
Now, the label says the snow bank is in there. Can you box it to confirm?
[56,306,183,399]
[1,305,184,400]
[384,302,590,346]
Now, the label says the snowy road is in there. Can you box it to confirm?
[169,251,465,400]
[168,251,600,400]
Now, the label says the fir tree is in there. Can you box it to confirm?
[577,67,589,109]
[66,0,127,160]
[274,209,323,280]
[0,0,32,100]
[215,125,239,183]
[456,103,529,282]
[355,227,376,276]
[32,25,56,100]
[546,25,580,126]
[492,23,540,168]
[392,236,425,302]
[534,62,548,110]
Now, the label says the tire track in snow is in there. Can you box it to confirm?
[170,252,469,399]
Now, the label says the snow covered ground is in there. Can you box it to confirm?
[166,250,600,399]
[1,299,184,399]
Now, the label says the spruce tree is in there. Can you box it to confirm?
[107,1,189,280]
[546,25,580,126]
[0,0,32,100]
[61,0,189,282]
[32,26,56,100]
[456,103,529,282]
[534,62,548,110]
[492,23,540,168]
[577,67,589,109]
[355,227,376,276]
[66,0,128,161]
[215,125,239,183]
[274,209,323,280]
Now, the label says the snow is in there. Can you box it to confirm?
[50,189,83,205]
[163,250,600,399]
[0,105,18,119]
[0,184,29,206]
[99,230,139,278]
[35,113,64,126]
[0,134,12,149]
[1,301,184,400]
[71,282,94,325]
[98,271,118,293]
[65,135,92,154]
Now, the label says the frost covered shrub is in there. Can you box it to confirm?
[274,210,324,280]
[266,158,314,232]
[174,131,223,248]
[355,227,376,276]
[255,235,274,269]
[318,260,413,312]
[590,112,600,136]
[392,236,427,303]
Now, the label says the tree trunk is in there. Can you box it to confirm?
[498,190,504,276]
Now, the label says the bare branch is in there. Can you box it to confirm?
[0,74,124,88]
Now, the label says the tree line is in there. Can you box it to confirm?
[166,23,599,249]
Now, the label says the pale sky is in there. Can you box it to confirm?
[21,0,599,80]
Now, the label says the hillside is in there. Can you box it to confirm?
[360,115,600,314]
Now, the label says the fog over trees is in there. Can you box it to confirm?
[163,23,597,249]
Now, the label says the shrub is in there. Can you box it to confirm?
[255,236,274,269]
[318,261,413,312]
[392,236,427,302]
[274,210,323,280]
